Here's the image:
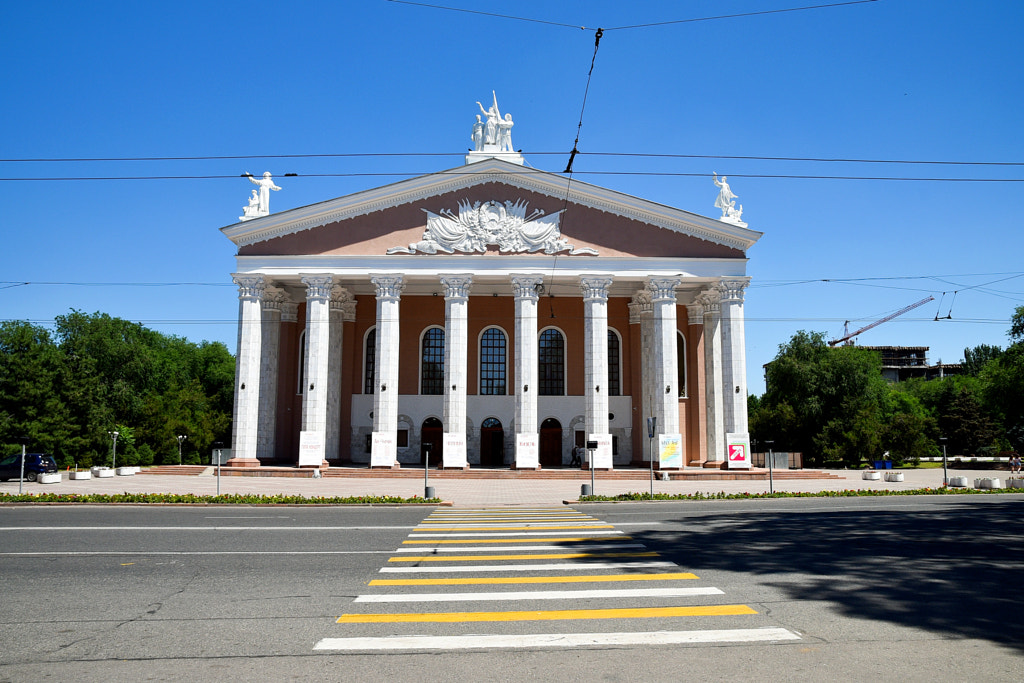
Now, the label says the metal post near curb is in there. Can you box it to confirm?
[18,438,27,495]
[213,442,223,496]
[765,440,775,495]
[647,417,657,499]
[423,442,434,500]
[108,430,119,470]
[940,437,948,486]
[176,434,187,465]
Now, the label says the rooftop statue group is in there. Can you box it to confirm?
[472,91,514,152]
[240,171,281,221]
[713,172,747,227]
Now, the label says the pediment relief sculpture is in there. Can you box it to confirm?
[387,199,597,255]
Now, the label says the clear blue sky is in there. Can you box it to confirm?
[2,0,1021,395]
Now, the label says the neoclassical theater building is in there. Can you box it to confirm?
[221,111,761,470]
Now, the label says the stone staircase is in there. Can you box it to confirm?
[140,464,841,481]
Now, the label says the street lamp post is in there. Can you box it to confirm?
[176,434,187,465]
[17,436,28,495]
[940,437,948,486]
[647,417,657,499]
[108,431,119,470]
[765,440,775,495]
[423,442,434,500]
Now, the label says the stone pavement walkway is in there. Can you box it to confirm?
[2,468,1017,506]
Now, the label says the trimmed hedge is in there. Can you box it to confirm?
[579,487,1024,502]
[0,492,441,505]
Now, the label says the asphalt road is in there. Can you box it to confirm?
[0,497,1021,682]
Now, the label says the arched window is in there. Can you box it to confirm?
[677,330,687,397]
[607,328,621,396]
[420,327,445,395]
[479,327,507,395]
[363,327,376,395]
[538,328,565,396]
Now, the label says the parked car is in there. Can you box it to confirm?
[0,453,58,482]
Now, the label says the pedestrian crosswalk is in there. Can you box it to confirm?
[313,506,799,652]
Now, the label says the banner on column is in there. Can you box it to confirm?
[370,431,397,467]
[589,433,613,469]
[298,431,324,467]
[658,433,682,469]
[726,432,752,469]
[443,432,467,468]
[515,433,538,469]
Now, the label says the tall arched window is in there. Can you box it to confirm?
[607,328,621,396]
[363,327,376,394]
[677,331,687,397]
[538,328,565,396]
[420,327,445,395]
[479,327,507,395]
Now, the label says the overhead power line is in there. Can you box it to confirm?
[2,152,1020,166]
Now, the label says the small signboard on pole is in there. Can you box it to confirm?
[725,432,752,469]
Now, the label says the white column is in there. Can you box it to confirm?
[718,278,751,434]
[511,274,543,469]
[628,290,654,462]
[370,274,404,467]
[686,301,707,466]
[300,274,333,466]
[580,276,614,469]
[440,274,472,468]
[325,285,355,462]
[647,278,682,467]
[697,289,725,463]
[229,274,264,465]
[256,286,286,461]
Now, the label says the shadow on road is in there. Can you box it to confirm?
[623,498,1024,650]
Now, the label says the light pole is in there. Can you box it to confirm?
[423,442,434,500]
[108,431,119,469]
[647,417,657,499]
[940,437,948,486]
[765,440,775,495]
[176,434,187,465]
[17,436,28,495]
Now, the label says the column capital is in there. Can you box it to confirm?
[439,274,473,301]
[579,275,613,302]
[646,277,681,303]
[300,274,334,302]
[232,274,265,301]
[261,285,287,312]
[329,285,356,321]
[280,301,299,323]
[686,302,705,326]
[510,274,544,300]
[628,289,652,324]
[695,289,721,314]
[716,278,751,303]
[370,274,405,302]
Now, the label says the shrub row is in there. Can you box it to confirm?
[578,487,1024,502]
[0,492,440,505]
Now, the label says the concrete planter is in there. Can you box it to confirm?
[115,467,135,476]
[884,471,904,482]
[69,470,92,480]
[93,467,114,478]
[1008,478,1024,489]
[975,477,1004,490]
[37,472,61,484]
[862,470,881,480]
[948,476,970,488]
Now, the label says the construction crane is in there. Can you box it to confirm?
[829,296,935,347]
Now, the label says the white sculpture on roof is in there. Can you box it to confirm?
[387,199,597,255]
[713,172,747,227]
[239,172,281,221]
[467,93,523,165]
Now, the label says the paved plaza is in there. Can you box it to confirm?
[2,468,1014,506]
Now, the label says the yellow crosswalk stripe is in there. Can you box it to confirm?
[368,572,699,586]
[410,525,615,531]
[337,604,757,623]
[402,536,630,544]
[388,552,659,562]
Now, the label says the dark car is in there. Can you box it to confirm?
[0,453,58,482]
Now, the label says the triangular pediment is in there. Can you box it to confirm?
[221,159,761,258]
